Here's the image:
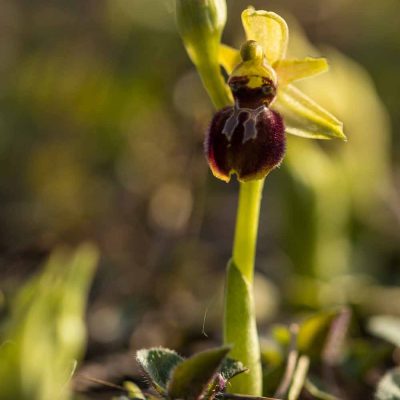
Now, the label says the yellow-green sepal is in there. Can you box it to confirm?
[241,8,288,66]
[275,57,329,85]
[273,85,346,141]
[219,44,241,75]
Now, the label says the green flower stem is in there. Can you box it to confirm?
[196,60,263,396]
[233,179,265,283]
[223,179,264,395]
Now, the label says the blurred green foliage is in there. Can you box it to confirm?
[0,244,98,399]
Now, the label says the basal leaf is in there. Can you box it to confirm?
[219,357,248,381]
[136,347,183,394]
[167,346,230,400]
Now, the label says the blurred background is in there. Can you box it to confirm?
[0,0,399,395]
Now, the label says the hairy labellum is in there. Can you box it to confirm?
[205,105,285,182]
[205,46,287,183]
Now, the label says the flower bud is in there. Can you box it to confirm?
[175,0,227,66]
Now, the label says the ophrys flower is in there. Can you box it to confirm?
[206,8,346,182]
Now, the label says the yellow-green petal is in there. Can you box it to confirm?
[275,57,329,86]
[241,8,288,66]
[219,44,241,75]
[273,85,346,141]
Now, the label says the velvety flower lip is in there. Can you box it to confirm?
[206,104,285,183]
[204,8,346,183]
[205,39,287,182]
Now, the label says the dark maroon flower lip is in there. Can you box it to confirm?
[205,106,286,182]
[205,58,285,183]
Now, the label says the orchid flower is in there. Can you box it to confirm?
[206,8,346,182]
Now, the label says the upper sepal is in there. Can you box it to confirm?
[241,7,288,66]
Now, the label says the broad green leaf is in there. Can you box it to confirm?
[219,44,240,75]
[376,367,400,400]
[275,58,328,86]
[136,348,183,394]
[273,84,346,141]
[241,8,288,66]
[368,316,400,348]
[167,346,230,400]
[224,260,262,395]
[219,357,248,381]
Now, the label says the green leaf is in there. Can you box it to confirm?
[167,346,230,400]
[136,347,183,394]
[275,58,329,85]
[376,367,400,400]
[0,244,98,400]
[241,8,288,66]
[273,84,346,141]
[368,316,400,348]
[219,358,248,381]
[223,260,262,395]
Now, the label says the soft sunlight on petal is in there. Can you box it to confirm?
[273,85,346,140]
[241,8,288,66]
[219,44,241,75]
[275,57,329,86]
